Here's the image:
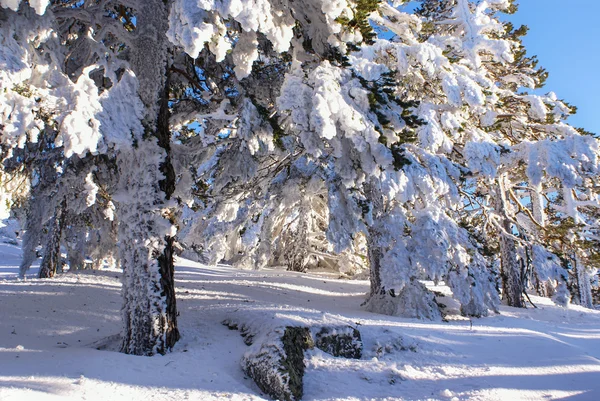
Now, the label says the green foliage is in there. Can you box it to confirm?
[391,143,411,170]
[356,198,370,217]
[504,0,518,15]
[326,47,352,67]
[12,84,33,98]
[502,23,549,89]
[336,0,381,46]
[250,98,286,150]
[576,127,598,137]
[399,99,425,129]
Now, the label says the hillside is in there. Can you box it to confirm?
[1,245,599,401]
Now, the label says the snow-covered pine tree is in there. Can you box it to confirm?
[173,0,502,318]
[1,0,180,354]
[416,0,599,307]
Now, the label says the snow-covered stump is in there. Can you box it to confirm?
[224,320,363,400]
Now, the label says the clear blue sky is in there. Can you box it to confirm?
[508,1,600,134]
[398,1,599,134]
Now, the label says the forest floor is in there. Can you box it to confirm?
[1,242,599,401]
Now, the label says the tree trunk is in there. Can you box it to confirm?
[575,254,594,309]
[529,185,556,297]
[66,223,86,272]
[362,182,440,320]
[495,175,524,308]
[38,199,67,279]
[286,202,310,273]
[19,171,55,278]
[118,0,179,356]
[19,208,42,278]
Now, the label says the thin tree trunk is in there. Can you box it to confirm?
[19,208,42,278]
[529,185,549,296]
[66,225,86,272]
[363,182,385,303]
[19,169,55,278]
[495,175,524,308]
[575,254,594,309]
[286,202,310,272]
[39,199,67,279]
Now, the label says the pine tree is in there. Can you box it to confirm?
[416,0,599,308]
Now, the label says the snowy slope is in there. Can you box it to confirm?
[1,248,599,401]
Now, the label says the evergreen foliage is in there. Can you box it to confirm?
[0,0,598,358]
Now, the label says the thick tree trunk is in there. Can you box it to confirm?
[119,91,180,354]
[362,183,440,320]
[38,199,67,279]
[495,175,524,308]
[363,225,440,319]
[118,0,179,355]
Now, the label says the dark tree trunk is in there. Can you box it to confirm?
[154,68,180,350]
[366,226,384,298]
[19,205,43,278]
[39,199,67,279]
[19,155,57,278]
[286,204,310,273]
[362,181,393,311]
[119,0,179,355]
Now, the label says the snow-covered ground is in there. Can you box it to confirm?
[1,244,599,401]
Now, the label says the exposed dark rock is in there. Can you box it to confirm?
[224,320,363,400]
[314,326,362,359]
[242,326,312,401]
[223,319,254,345]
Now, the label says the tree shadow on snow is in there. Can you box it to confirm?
[0,261,599,400]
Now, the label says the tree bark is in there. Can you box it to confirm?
[286,202,310,272]
[19,207,43,278]
[495,175,524,308]
[362,182,440,320]
[19,160,57,278]
[363,181,385,305]
[119,0,179,355]
[575,254,594,309]
[66,224,86,272]
[38,199,67,279]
